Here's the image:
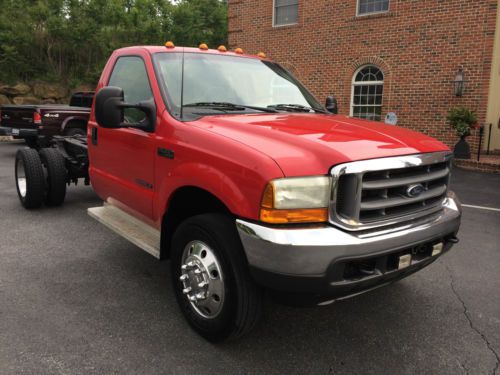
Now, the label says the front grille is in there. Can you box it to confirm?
[330,152,452,230]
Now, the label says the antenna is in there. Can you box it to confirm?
[180,48,185,119]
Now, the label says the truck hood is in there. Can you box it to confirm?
[192,114,450,177]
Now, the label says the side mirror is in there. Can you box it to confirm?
[95,86,124,128]
[325,96,338,114]
[94,86,155,131]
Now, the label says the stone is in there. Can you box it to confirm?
[33,82,67,99]
[41,98,56,104]
[0,83,31,96]
[0,94,11,105]
[71,84,95,93]
[12,96,41,105]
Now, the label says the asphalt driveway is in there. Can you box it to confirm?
[0,141,499,375]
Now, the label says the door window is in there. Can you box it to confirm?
[108,56,153,123]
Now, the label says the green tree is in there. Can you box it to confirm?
[0,0,227,86]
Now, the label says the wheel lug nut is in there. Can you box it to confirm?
[182,287,192,294]
[194,269,202,275]
[187,261,195,268]
[198,281,208,288]
[179,274,189,281]
[181,264,188,271]
[195,292,206,300]
[189,295,197,302]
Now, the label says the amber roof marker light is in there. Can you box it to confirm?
[165,41,175,49]
[199,43,209,50]
[257,52,266,58]
[234,48,244,54]
[218,45,227,52]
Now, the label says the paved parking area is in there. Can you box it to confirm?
[0,141,499,375]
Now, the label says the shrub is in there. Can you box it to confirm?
[446,107,478,137]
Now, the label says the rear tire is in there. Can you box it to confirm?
[64,127,86,137]
[171,213,262,342]
[15,148,45,209]
[39,148,67,206]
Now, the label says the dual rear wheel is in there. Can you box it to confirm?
[15,148,67,209]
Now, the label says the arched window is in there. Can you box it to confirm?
[351,65,384,121]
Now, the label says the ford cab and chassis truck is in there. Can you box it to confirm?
[13,45,461,342]
[0,92,94,147]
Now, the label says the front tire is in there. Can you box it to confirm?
[171,214,262,342]
[15,148,45,209]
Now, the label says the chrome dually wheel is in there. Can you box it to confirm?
[171,214,263,342]
[16,158,27,198]
[180,240,225,319]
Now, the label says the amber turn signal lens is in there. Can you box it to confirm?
[165,41,175,48]
[260,208,328,224]
[261,183,274,209]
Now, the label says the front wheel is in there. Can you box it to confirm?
[171,213,262,342]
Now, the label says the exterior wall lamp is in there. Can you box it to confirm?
[453,67,466,97]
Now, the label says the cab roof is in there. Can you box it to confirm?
[114,45,268,60]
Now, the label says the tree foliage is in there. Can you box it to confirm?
[0,0,227,85]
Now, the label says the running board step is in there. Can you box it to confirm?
[88,205,160,259]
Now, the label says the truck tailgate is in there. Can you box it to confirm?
[1,105,37,129]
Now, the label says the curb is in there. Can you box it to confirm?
[454,159,500,174]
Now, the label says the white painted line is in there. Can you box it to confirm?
[462,204,500,212]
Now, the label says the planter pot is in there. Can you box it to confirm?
[454,136,471,159]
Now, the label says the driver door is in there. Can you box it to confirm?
[89,54,156,220]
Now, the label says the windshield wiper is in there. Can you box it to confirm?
[268,104,329,114]
[183,102,278,113]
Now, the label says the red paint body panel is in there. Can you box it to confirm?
[88,46,450,225]
[192,113,449,177]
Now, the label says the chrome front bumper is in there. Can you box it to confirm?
[236,192,461,294]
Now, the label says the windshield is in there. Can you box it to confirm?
[153,52,324,118]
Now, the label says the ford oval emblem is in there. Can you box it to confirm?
[406,184,425,198]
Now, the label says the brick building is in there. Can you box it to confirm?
[228,0,500,157]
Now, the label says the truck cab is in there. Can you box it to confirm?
[15,44,461,342]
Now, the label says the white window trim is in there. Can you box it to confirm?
[356,0,390,17]
[350,65,384,118]
[272,0,299,28]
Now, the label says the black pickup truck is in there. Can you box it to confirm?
[0,91,93,147]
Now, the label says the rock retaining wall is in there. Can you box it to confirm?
[0,82,94,106]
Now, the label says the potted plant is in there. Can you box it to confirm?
[446,106,478,159]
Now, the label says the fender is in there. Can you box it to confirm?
[61,115,89,133]
[153,161,268,227]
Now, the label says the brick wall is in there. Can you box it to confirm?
[228,0,498,154]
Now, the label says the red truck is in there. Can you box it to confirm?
[13,44,462,342]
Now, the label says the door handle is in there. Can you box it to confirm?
[91,127,98,145]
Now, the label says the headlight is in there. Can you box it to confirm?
[260,176,331,224]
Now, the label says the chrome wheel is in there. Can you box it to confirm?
[16,159,27,198]
[179,240,224,319]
